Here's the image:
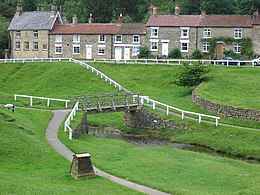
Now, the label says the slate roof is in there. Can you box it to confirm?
[8,11,60,31]
[49,23,146,35]
[146,14,256,28]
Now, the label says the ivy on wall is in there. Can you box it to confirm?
[201,37,253,58]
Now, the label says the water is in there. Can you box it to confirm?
[88,127,259,164]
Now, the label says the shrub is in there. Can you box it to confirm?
[173,62,210,87]
[224,50,241,59]
[168,48,181,59]
[192,49,203,59]
[138,46,150,58]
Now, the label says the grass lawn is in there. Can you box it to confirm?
[0,62,119,108]
[59,125,260,195]
[89,62,260,128]
[0,108,141,194]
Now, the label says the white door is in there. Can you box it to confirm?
[162,42,169,56]
[115,47,122,60]
[124,47,130,60]
[86,46,92,59]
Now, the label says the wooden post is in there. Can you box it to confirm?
[30,96,33,106]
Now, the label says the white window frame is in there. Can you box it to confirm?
[115,35,122,43]
[233,43,241,53]
[73,44,80,54]
[24,41,29,50]
[180,40,189,52]
[15,31,21,38]
[99,34,105,43]
[98,45,106,55]
[180,27,189,38]
[55,35,62,43]
[73,35,80,43]
[132,47,139,56]
[150,27,159,38]
[33,31,38,38]
[33,41,38,50]
[150,39,159,51]
[55,44,62,54]
[15,41,20,50]
[234,29,242,39]
[42,44,48,51]
[202,42,210,52]
[203,28,211,38]
[132,35,140,43]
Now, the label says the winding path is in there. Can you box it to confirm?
[45,110,170,195]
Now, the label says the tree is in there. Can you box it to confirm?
[0,16,10,58]
[173,62,209,87]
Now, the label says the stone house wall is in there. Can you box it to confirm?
[10,30,49,59]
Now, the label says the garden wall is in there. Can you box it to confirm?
[192,84,260,122]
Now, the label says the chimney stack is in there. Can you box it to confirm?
[88,14,93,23]
[200,10,206,18]
[37,5,44,11]
[253,9,259,17]
[72,15,78,26]
[175,4,180,16]
[51,3,57,16]
[150,3,154,16]
[153,7,158,17]
[118,14,123,24]
[16,0,22,16]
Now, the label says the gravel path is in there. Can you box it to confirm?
[45,110,171,195]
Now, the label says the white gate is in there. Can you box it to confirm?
[124,47,130,60]
[115,47,122,60]
[162,42,169,56]
[86,45,92,59]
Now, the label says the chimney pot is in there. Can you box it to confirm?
[16,0,23,16]
[253,9,259,17]
[200,10,206,18]
[150,3,154,16]
[153,7,158,17]
[88,13,93,23]
[72,15,78,26]
[118,14,123,24]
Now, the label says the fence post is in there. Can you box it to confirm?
[47,98,50,107]
[182,111,184,119]
[30,96,33,106]
[14,95,17,101]
[65,101,68,108]
[216,118,219,126]
[152,101,156,110]
[69,130,72,140]
[166,106,169,115]
[199,115,201,123]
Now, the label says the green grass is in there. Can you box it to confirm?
[0,108,141,194]
[0,62,120,108]
[89,62,260,128]
[59,126,260,195]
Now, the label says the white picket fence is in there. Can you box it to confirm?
[138,96,220,126]
[64,101,79,140]
[14,94,70,108]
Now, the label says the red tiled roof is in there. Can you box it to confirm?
[50,23,120,35]
[199,15,253,27]
[146,15,201,27]
[146,14,254,27]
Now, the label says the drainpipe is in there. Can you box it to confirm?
[196,27,198,50]
[48,31,50,58]
[111,35,113,59]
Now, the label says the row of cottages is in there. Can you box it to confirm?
[147,4,260,58]
[7,2,260,59]
[48,15,146,59]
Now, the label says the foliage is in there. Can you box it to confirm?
[0,16,9,59]
[138,45,150,58]
[192,49,203,59]
[173,62,210,87]
[224,49,241,59]
[168,48,181,59]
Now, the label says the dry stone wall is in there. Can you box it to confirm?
[192,84,260,122]
[72,114,89,139]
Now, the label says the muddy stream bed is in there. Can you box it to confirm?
[89,126,259,164]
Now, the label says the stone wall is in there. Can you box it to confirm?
[72,114,89,139]
[192,85,260,122]
[124,108,188,130]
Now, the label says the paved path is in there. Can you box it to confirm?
[45,110,170,195]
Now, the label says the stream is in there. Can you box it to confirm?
[88,126,259,164]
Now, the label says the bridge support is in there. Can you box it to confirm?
[72,114,89,139]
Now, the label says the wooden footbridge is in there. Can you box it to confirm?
[73,93,140,114]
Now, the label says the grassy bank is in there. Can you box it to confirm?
[0,108,141,194]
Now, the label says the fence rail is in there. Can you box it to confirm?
[0,58,71,63]
[14,94,70,108]
[64,101,79,140]
[138,96,220,126]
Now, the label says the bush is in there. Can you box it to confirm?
[192,49,203,59]
[173,62,210,87]
[138,46,150,58]
[224,50,241,59]
[168,48,181,58]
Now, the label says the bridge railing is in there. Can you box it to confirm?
[64,101,79,140]
[138,95,220,126]
[14,94,70,108]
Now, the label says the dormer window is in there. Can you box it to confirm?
[180,27,189,38]
[99,34,105,43]
[73,35,80,43]
[150,27,159,38]
[203,28,211,38]
[33,31,38,38]
[115,35,122,43]
[234,29,242,39]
